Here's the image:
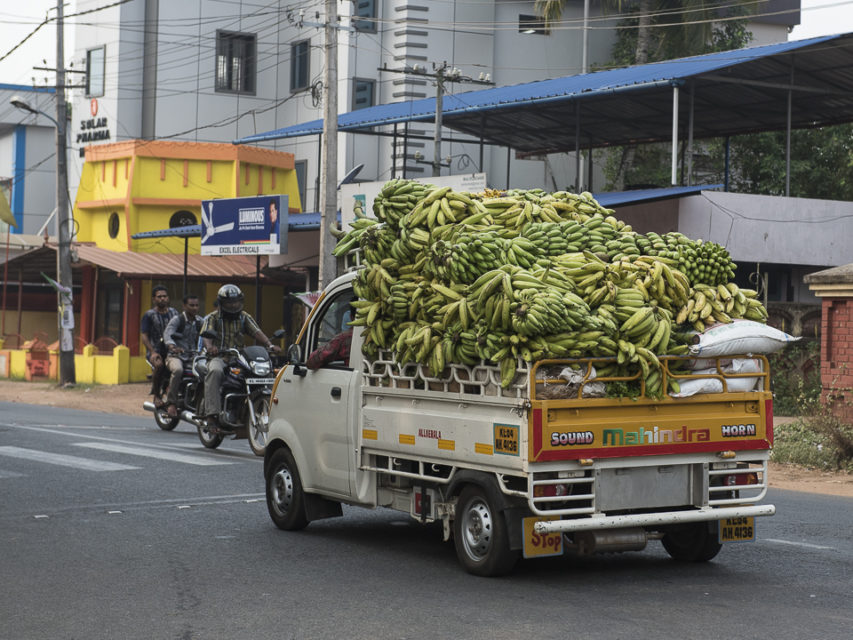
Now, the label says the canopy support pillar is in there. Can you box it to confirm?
[671,84,680,186]
[786,59,794,197]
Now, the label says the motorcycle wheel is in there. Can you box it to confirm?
[197,422,224,449]
[247,395,270,457]
[153,404,180,431]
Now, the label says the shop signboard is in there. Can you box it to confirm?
[200,195,289,256]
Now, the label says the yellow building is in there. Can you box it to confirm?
[1,140,309,383]
[74,140,301,255]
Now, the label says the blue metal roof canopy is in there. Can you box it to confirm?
[236,33,853,158]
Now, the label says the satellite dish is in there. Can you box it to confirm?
[338,164,365,189]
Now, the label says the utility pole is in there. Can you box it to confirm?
[55,0,75,385]
[379,63,493,176]
[318,0,338,290]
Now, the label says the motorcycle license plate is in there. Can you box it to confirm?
[719,516,755,543]
[246,378,276,385]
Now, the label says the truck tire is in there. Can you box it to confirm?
[453,485,519,576]
[661,522,722,562]
[266,449,309,531]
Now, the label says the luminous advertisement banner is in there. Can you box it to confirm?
[200,195,289,256]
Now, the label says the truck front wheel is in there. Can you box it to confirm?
[453,485,519,576]
[661,522,722,562]
[266,449,309,531]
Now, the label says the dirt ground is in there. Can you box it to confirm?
[1,379,851,498]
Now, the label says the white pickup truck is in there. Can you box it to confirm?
[264,271,776,576]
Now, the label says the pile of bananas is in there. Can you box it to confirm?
[675,282,768,332]
[640,231,736,286]
[337,180,766,392]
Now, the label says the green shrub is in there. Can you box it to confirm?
[772,392,853,472]
[768,339,821,416]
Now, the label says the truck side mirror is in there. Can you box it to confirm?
[287,343,307,377]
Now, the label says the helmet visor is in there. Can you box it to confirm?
[221,299,243,314]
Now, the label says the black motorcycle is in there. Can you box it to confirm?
[144,329,284,456]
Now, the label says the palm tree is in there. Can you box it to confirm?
[534,0,738,67]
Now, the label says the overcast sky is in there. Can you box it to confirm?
[0,1,851,90]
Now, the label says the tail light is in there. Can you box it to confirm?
[534,483,569,498]
[724,472,758,487]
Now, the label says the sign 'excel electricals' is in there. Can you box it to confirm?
[200,195,289,256]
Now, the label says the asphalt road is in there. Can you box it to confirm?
[1,402,851,640]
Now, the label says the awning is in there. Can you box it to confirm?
[72,245,267,280]
[235,33,853,154]
[594,184,721,207]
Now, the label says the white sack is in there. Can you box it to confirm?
[688,319,799,357]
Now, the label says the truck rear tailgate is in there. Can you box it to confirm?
[530,392,773,462]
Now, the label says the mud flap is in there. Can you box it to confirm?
[304,493,343,522]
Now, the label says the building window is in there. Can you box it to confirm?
[86,46,105,97]
[216,31,256,94]
[294,160,307,212]
[352,78,375,111]
[353,0,377,33]
[169,210,197,228]
[108,212,120,239]
[519,15,549,35]
[291,40,310,92]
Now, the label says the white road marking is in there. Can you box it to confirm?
[0,469,25,479]
[764,538,835,550]
[73,442,234,466]
[0,446,138,472]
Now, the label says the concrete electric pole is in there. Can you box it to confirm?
[55,0,76,385]
[318,0,338,290]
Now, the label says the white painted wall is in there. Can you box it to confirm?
[0,86,57,235]
[678,191,853,268]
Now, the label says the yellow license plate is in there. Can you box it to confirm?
[719,516,755,543]
[522,516,563,558]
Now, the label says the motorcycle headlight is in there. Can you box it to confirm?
[251,362,271,376]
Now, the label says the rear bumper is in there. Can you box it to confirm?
[533,503,776,534]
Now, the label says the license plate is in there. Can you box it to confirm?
[522,516,563,558]
[719,516,755,543]
[246,378,276,385]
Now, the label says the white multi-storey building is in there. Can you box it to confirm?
[69,1,797,212]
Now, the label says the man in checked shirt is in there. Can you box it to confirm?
[200,284,280,431]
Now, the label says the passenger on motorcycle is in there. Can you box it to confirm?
[141,285,178,407]
[162,294,202,418]
[201,284,280,431]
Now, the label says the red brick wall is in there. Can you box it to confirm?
[820,298,853,423]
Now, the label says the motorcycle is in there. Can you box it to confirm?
[145,349,198,432]
[143,328,284,456]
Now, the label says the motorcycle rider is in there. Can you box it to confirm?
[201,284,280,431]
[141,285,178,406]
[162,294,202,418]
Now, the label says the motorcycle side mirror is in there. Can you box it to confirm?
[287,344,307,377]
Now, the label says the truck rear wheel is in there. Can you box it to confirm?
[453,485,518,576]
[266,449,309,531]
[662,522,722,562]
